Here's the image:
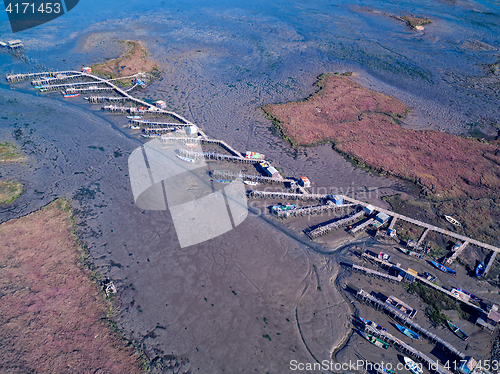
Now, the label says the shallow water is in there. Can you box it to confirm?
[1,0,499,372]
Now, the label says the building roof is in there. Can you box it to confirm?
[377,212,390,221]
[488,308,500,323]
[300,176,310,181]
[267,166,278,174]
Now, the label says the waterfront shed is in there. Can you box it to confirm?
[299,176,311,188]
[375,212,390,224]
[155,100,167,109]
[265,166,280,179]
[364,205,375,215]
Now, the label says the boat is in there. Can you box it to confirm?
[60,90,79,98]
[39,88,47,92]
[358,317,386,331]
[359,331,390,350]
[378,366,397,374]
[213,179,232,184]
[176,154,195,163]
[444,215,461,226]
[476,260,485,277]
[185,143,199,148]
[404,357,422,374]
[456,288,481,302]
[447,320,469,341]
[127,115,142,119]
[243,180,259,186]
[395,324,420,340]
[130,126,140,130]
[272,203,297,213]
[430,260,456,276]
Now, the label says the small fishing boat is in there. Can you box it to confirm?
[476,260,485,277]
[185,143,199,148]
[176,154,195,163]
[243,180,259,186]
[444,215,461,226]
[456,288,481,302]
[272,203,297,213]
[359,331,390,350]
[127,115,142,119]
[404,357,422,374]
[358,317,387,331]
[395,324,420,340]
[60,90,79,98]
[39,88,47,92]
[447,320,469,341]
[430,260,456,276]
[130,126,140,130]
[213,179,232,184]
[378,366,397,374]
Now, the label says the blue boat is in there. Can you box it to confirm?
[476,261,485,277]
[430,260,456,276]
[395,324,420,340]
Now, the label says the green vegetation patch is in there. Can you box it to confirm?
[0,141,24,163]
[407,282,470,326]
[0,180,24,204]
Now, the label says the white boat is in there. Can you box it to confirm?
[444,215,461,226]
[243,180,259,186]
[404,357,422,374]
[130,126,140,130]
[176,154,195,163]
[127,115,142,119]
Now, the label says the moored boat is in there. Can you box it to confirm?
[60,90,79,98]
[447,320,469,341]
[476,261,485,277]
[272,203,297,213]
[130,126,140,130]
[430,260,456,276]
[404,357,422,374]
[176,154,195,163]
[444,215,461,226]
[127,115,142,119]
[358,317,386,331]
[378,366,397,374]
[243,180,259,186]
[359,331,390,350]
[395,324,420,340]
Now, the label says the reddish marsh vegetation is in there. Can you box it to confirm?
[0,199,143,373]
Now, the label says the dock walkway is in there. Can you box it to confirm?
[307,210,364,239]
[352,264,402,283]
[356,289,465,361]
[275,203,354,219]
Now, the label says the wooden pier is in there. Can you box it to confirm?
[32,73,84,86]
[129,119,189,127]
[306,210,364,239]
[351,264,403,283]
[177,149,253,163]
[356,289,466,362]
[87,96,130,103]
[349,218,375,234]
[416,228,430,248]
[211,170,293,185]
[484,251,498,275]
[388,216,398,230]
[200,139,245,158]
[275,203,354,219]
[361,251,485,313]
[6,71,76,83]
[445,241,469,265]
[248,191,327,201]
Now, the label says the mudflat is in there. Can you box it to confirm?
[0,199,143,373]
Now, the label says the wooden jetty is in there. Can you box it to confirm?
[200,139,245,158]
[349,218,375,234]
[177,149,253,163]
[306,210,364,239]
[444,241,469,265]
[248,191,327,201]
[356,289,466,361]
[33,80,109,92]
[416,228,430,248]
[275,203,354,219]
[32,74,84,86]
[129,119,189,128]
[211,170,293,185]
[388,216,398,230]
[6,71,76,83]
[87,96,130,103]
[361,252,485,313]
[341,195,500,275]
[484,251,498,276]
[351,264,403,283]
[160,136,202,144]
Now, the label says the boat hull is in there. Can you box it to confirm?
[447,321,469,341]
[404,357,422,374]
[359,330,390,350]
[395,324,420,340]
[476,261,485,277]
